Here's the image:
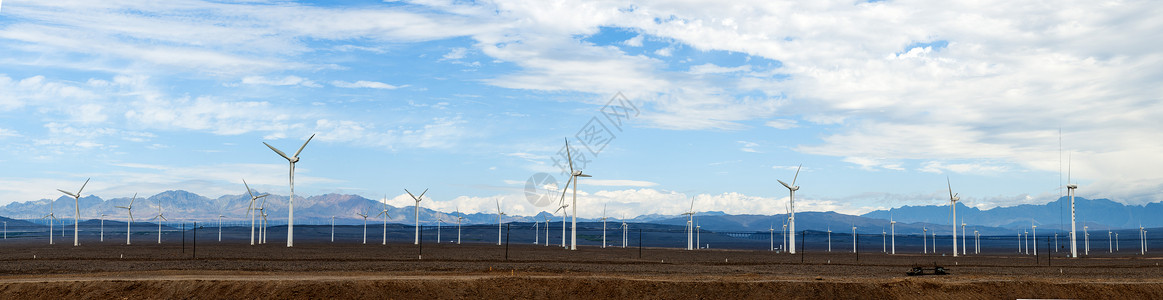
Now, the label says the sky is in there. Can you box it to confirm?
[0,0,1160,220]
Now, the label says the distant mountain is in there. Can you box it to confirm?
[0,192,1155,233]
[861,196,1159,230]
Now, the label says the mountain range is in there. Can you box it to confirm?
[0,191,1156,234]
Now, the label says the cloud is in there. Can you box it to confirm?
[581,179,658,187]
[241,76,321,87]
[688,63,751,75]
[623,35,644,47]
[764,119,798,129]
[331,80,405,89]
[738,141,759,153]
[918,161,1010,175]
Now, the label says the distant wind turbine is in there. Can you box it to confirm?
[100,214,106,242]
[601,204,608,248]
[946,177,959,257]
[496,199,506,245]
[683,197,695,251]
[777,164,802,254]
[263,133,314,247]
[556,137,592,251]
[57,178,89,247]
[150,198,167,244]
[890,210,896,255]
[115,194,136,245]
[621,214,628,248]
[377,195,391,245]
[242,179,268,246]
[356,208,369,245]
[405,188,427,245]
[1067,155,1079,258]
[456,206,464,245]
[43,198,57,245]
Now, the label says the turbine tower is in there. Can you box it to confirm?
[356,209,369,244]
[683,197,695,251]
[556,138,591,251]
[377,195,391,245]
[57,178,90,247]
[947,177,959,257]
[777,164,802,254]
[406,188,427,245]
[601,204,608,248]
[1067,156,1078,258]
[150,198,166,244]
[455,206,463,245]
[890,212,896,255]
[496,198,506,245]
[263,133,314,247]
[42,197,56,245]
[115,194,136,245]
[242,179,268,246]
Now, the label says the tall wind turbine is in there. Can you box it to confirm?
[218,215,225,242]
[436,217,444,243]
[1066,156,1079,258]
[356,209,369,244]
[961,220,967,255]
[777,164,802,254]
[100,213,106,242]
[1032,224,1038,256]
[331,216,336,243]
[257,197,268,244]
[556,138,592,251]
[769,223,774,251]
[601,204,608,248]
[947,177,959,257]
[116,194,136,245]
[923,227,928,254]
[57,178,89,247]
[150,198,166,244]
[683,197,695,251]
[621,214,628,248]
[405,188,427,245]
[890,211,896,255]
[263,133,314,247]
[377,195,391,245]
[496,198,506,245]
[455,206,463,245]
[243,179,268,246]
[43,199,57,245]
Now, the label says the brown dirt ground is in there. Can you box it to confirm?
[2,239,1162,299]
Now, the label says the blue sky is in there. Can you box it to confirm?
[0,0,1160,219]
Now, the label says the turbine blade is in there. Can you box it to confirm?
[264,142,292,161]
[405,188,417,200]
[243,179,256,199]
[77,178,90,195]
[293,134,315,158]
[556,176,573,208]
[130,193,136,208]
[564,138,575,174]
[947,177,954,200]
[418,188,428,200]
[777,179,792,190]
[58,189,77,198]
[791,164,802,185]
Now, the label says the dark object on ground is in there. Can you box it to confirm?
[907,266,949,276]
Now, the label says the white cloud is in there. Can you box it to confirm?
[441,47,468,60]
[582,179,658,187]
[241,76,321,87]
[918,161,1010,175]
[688,63,751,75]
[738,141,759,153]
[331,80,405,89]
[623,35,644,47]
[764,119,798,129]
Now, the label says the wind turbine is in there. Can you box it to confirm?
[331,216,336,243]
[556,204,569,248]
[496,198,506,246]
[218,215,225,242]
[974,229,980,254]
[946,177,959,257]
[43,198,57,245]
[115,194,136,245]
[683,197,695,251]
[243,179,268,246]
[1108,230,1112,253]
[696,219,701,250]
[1032,224,1038,256]
[257,197,268,244]
[544,216,551,247]
[827,226,831,252]
[263,133,314,247]
[890,211,896,255]
[555,138,592,251]
[852,225,857,253]
[601,204,608,248]
[260,208,269,244]
[923,227,928,254]
[405,188,427,245]
[436,217,444,243]
[621,214,628,248]
[1066,155,1078,258]
[150,198,166,244]
[961,220,967,255]
[377,195,391,245]
[769,223,774,251]
[356,208,369,245]
[57,178,89,247]
[100,213,106,242]
[533,219,539,245]
[456,206,463,245]
[1084,225,1089,255]
[777,164,801,254]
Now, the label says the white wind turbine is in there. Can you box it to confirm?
[1067,155,1079,258]
[100,213,106,242]
[57,178,89,247]
[923,227,928,254]
[243,179,268,246]
[777,164,802,254]
[356,208,369,245]
[43,198,57,245]
[544,216,551,247]
[826,226,831,252]
[961,220,967,255]
[890,210,896,255]
[218,215,225,242]
[377,195,391,245]
[621,214,628,248]
[331,216,336,243]
[263,133,314,248]
[556,204,569,248]
[405,188,427,245]
[1084,225,1089,255]
[769,223,774,251]
[601,204,608,248]
[1032,224,1038,256]
[150,198,166,244]
[852,225,857,253]
[115,194,136,245]
[259,204,269,244]
[496,198,506,246]
[683,197,695,251]
[558,138,591,251]
[456,206,464,245]
[946,177,959,257]
[533,218,540,245]
[696,218,701,249]
[437,217,444,243]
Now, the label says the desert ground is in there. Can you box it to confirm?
[1,225,1161,299]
